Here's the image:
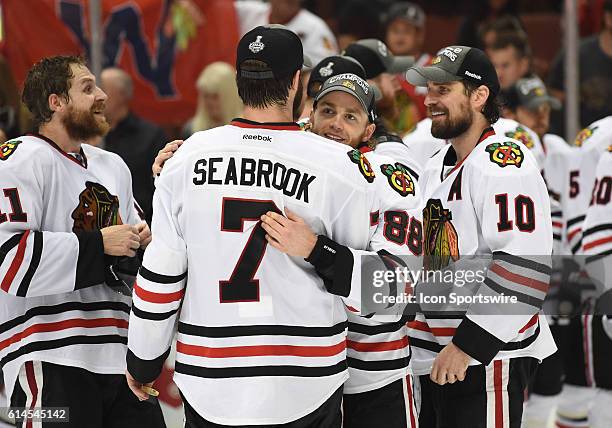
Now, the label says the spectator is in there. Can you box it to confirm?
[101,67,167,224]
[383,2,431,134]
[343,39,414,135]
[479,15,527,51]
[456,0,520,49]
[487,31,532,90]
[548,0,612,130]
[182,62,243,138]
[0,55,27,140]
[234,0,338,64]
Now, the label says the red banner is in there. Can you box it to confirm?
[1,0,239,126]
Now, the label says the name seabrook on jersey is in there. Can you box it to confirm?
[193,156,317,203]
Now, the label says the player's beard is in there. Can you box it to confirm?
[430,100,473,140]
[292,78,304,121]
[62,101,110,141]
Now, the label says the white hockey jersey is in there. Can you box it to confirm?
[374,141,422,183]
[345,149,422,395]
[407,128,556,375]
[127,119,421,425]
[541,134,573,254]
[566,116,612,255]
[582,147,612,287]
[0,135,142,402]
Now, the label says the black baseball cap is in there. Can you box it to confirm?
[405,45,500,96]
[385,2,426,29]
[506,76,561,111]
[343,39,414,79]
[307,56,367,98]
[314,73,378,123]
[236,25,312,79]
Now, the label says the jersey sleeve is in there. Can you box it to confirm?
[452,154,553,365]
[0,146,107,297]
[582,153,612,290]
[127,159,187,383]
[308,156,422,317]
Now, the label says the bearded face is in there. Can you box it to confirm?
[61,100,110,142]
[430,96,474,140]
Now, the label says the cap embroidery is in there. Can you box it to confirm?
[438,46,463,62]
[249,35,265,53]
[319,62,334,77]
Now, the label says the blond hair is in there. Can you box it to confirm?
[191,62,243,131]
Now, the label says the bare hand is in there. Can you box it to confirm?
[260,209,317,258]
[152,140,183,176]
[136,222,152,249]
[100,224,140,257]
[125,370,156,401]
[430,342,471,385]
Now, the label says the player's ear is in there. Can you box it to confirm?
[48,93,66,113]
[471,85,489,113]
[291,69,301,90]
[363,122,376,142]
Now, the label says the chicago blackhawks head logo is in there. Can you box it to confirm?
[423,199,459,271]
[347,149,375,183]
[0,140,21,161]
[71,181,123,232]
[505,126,534,149]
[486,141,524,168]
[574,125,598,147]
[381,163,415,197]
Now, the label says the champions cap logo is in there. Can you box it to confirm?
[574,125,598,147]
[319,62,334,77]
[249,35,265,53]
[505,126,534,149]
[0,140,21,161]
[342,80,356,91]
[431,56,442,65]
[423,199,459,271]
[486,141,524,168]
[347,149,375,183]
[329,73,370,94]
[380,163,415,197]
[71,181,123,232]
[437,46,463,62]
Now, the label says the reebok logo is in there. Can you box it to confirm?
[464,70,482,80]
[243,134,272,142]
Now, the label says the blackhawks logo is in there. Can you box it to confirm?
[0,140,21,161]
[347,149,375,183]
[505,126,534,149]
[380,163,415,197]
[71,181,123,232]
[423,199,459,271]
[574,125,598,147]
[485,141,524,168]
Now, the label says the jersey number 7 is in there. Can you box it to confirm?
[219,198,280,303]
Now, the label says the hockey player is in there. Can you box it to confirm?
[577,147,612,428]
[126,26,417,428]
[0,56,165,427]
[404,45,556,426]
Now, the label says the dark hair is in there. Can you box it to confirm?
[22,55,85,131]
[479,15,526,43]
[236,60,295,109]
[462,80,501,124]
[490,31,532,60]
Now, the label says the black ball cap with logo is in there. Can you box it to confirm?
[314,73,378,123]
[405,45,500,96]
[307,55,367,97]
[236,25,312,80]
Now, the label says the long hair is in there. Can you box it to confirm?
[191,62,243,132]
